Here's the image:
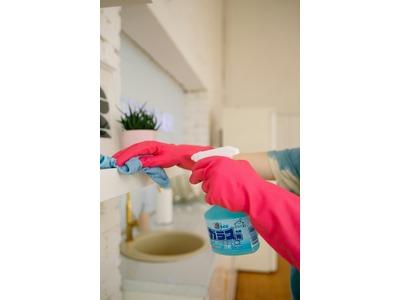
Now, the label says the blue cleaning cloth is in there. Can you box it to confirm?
[100,154,170,188]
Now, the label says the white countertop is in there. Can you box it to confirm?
[120,202,218,298]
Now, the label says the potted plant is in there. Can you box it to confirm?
[118,103,161,148]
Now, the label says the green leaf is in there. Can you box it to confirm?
[117,103,159,130]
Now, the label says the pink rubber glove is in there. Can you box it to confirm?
[190,157,300,269]
[112,141,213,170]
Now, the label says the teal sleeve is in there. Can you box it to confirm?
[267,148,300,195]
[267,149,301,298]
[267,148,300,179]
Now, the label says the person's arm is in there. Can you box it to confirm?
[267,148,300,195]
[235,148,300,195]
[233,152,275,180]
[190,157,300,269]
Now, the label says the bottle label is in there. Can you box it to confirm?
[206,216,259,254]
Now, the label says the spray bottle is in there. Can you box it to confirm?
[191,147,260,255]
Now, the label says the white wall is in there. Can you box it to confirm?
[120,32,186,144]
[147,0,224,146]
[119,2,225,233]
[145,0,299,148]
[224,0,299,114]
[223,107,278,152]
[148,0,223,91]
[224,0,300,148]
[276,113,300,149]
[119,32,188,224]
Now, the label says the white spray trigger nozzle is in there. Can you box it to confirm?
[191,146,240,162]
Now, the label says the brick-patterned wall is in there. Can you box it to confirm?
[101,7,122,156]
[101,7,120,67]
[101,7,122,300]
[100,197,122,300]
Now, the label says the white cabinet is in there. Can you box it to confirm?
[208,255,237,300]
[233,237,277,272]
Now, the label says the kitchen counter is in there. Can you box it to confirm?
[120,202,219,298]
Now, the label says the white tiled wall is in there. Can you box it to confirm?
[183,92,211,146]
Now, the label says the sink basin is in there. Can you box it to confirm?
[120,230,206,262]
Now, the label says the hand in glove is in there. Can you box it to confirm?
[190,156,300,269]
[113,140,212,170]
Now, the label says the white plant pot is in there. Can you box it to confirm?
[120,129,157,149]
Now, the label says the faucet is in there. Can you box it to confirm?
[125,192,139,242]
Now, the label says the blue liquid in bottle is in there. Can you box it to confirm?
[204,205,260,255]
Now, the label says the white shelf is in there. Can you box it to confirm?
[100,169,153,202]
[121,4,206,91]
[100,167,184,202]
